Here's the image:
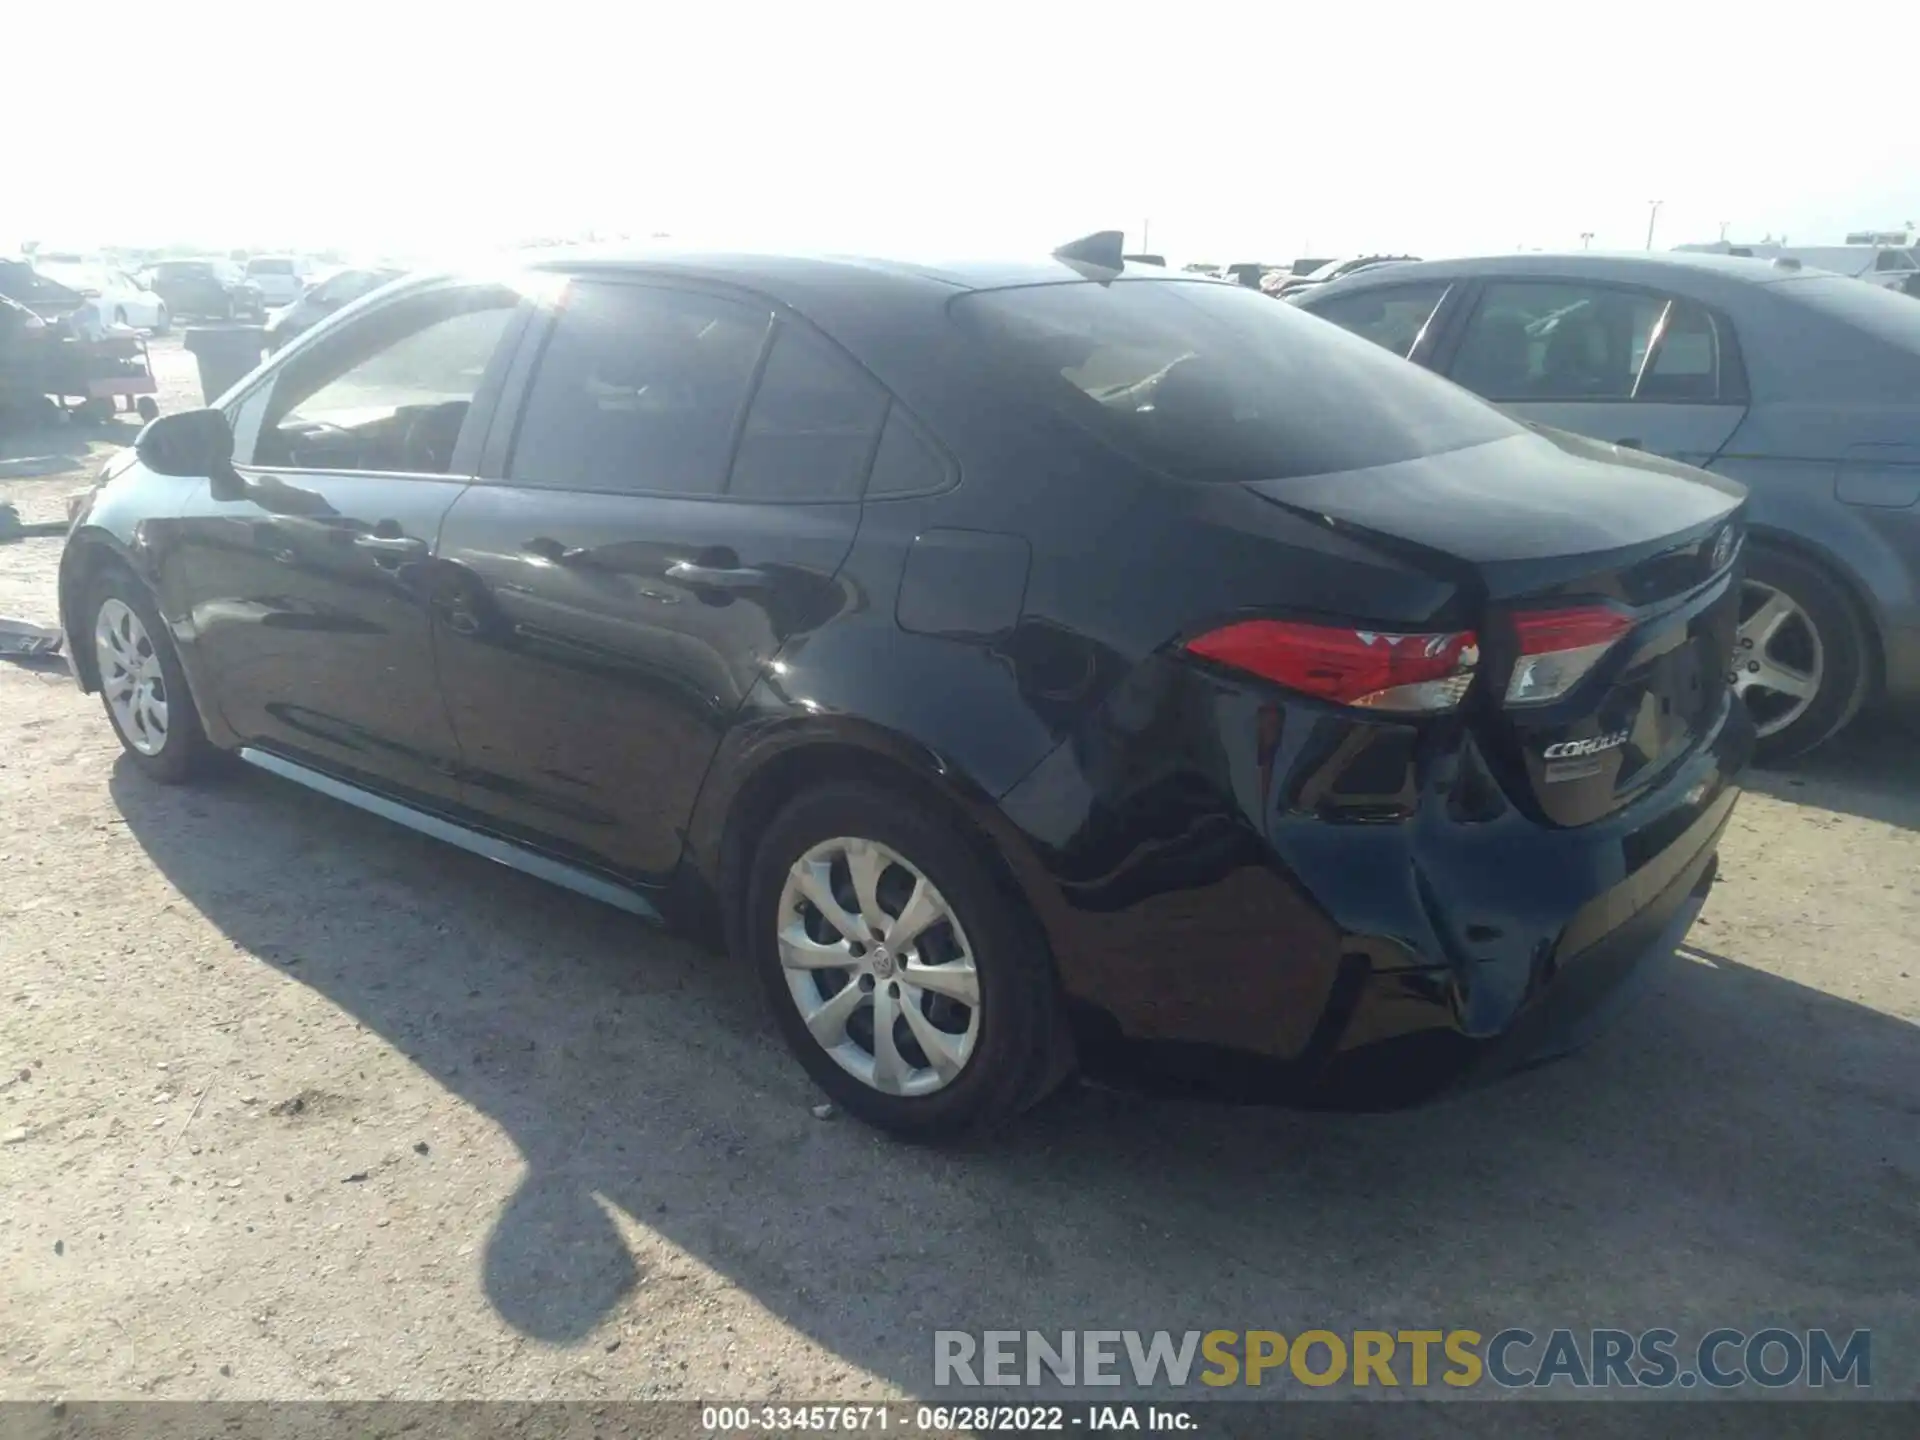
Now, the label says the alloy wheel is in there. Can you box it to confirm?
[94,598,170,756]
[776,836,981,1097]
[1733,579,1824,738]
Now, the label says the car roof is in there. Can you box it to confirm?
[524,244,1235,302]
[1302,249,1814,298]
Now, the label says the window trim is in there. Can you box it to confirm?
[1437,276,1750,407]
[478,272,960,504]
[223,276,534,482]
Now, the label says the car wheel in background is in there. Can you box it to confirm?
[112,307,128,327]
[152,305,170,336]
[87,569,215,784]
[136,396,159,422]
[745,782,1067,1139]
[1737,546,1869,764]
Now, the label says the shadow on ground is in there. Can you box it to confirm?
[1746,709,1920,831]
[0,417,139,479]
[109,757,1920,1401]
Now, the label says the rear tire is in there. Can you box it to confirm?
[86,568,215,784]
[1740,546,1869,765]
[744,782,1066,1140]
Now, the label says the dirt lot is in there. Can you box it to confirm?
[2,341,1917,1405]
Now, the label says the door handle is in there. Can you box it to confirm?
[523,536,598,566]
[666,560,770,590]
[353,533,427,558]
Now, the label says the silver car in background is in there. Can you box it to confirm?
[1295,252,1920,761]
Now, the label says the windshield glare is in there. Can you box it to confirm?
[952,279,1518,483]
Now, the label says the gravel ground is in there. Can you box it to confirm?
[1,342,1917,1407]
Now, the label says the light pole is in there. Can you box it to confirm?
[1645,200,1663,251]
[1580,231,1594,250]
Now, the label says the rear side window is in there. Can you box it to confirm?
[248,258,294,276]
[728,324,890,500]
[952,279,1515,483]
[1301,281,1449,357]
[508,283,771,496]
[867,408,956,496]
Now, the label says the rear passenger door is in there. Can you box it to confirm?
[430,277,891,880]
[1434,279,1748,466]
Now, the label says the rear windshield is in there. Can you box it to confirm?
[1774,274,1920,351]
[248,258,295,276]
[953,279,1517,483]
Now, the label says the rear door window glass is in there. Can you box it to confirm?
[1636,302,1725,400]
[508,282,771,496]
[1301,282,1450,357]
[953,278,1516,483]
[727,324,890,500]
[1451,282,1726,402]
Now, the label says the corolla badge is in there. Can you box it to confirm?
[1543,730,1630,759]
[1708,525,1737,572]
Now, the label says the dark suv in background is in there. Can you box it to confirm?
[264,267,405,352]
[144,259,264,320]
[61,245,1750,1136]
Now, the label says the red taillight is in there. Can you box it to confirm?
[1186,620,1479,713]
[1505,605,1633,706]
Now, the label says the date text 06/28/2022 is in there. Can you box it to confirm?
[932,1327,1872,1391]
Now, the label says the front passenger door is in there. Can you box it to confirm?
[164,281,526,806]
[1436,279,1748,466]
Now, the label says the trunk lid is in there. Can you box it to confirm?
[1245,429,1745,826]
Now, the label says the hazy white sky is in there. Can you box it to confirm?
[5,0,1917,265]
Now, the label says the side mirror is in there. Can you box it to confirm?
[135,408,235,479]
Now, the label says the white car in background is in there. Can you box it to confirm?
[32,261,170,333]
[242,255,312,306]
[1675,241,1920,295]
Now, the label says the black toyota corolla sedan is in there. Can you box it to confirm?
[59,236,1753,1136]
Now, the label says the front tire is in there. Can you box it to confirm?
[745,782,1066,1139]
[1738,547,1869,764]
[87,570,214,784]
